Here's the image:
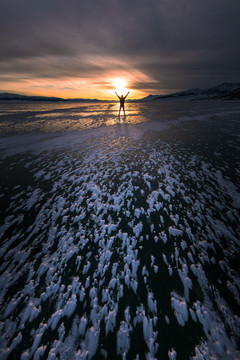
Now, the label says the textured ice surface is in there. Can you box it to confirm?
[0,101,240,359]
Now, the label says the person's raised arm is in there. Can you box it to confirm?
[124,91,130,99]
[115,92,120,99]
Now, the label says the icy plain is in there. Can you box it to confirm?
[0,101,240,359]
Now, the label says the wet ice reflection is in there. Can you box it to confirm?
[1,100,239,136]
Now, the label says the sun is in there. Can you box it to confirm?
[113,78,127,95]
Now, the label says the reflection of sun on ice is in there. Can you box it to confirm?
[113,78,127,95]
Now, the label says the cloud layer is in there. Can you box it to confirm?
[1,0,240,97]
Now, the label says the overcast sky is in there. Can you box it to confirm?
[1,0,240,98]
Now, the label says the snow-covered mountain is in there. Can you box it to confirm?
[141,82,240,101]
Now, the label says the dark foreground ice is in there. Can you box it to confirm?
[0,101,240,359]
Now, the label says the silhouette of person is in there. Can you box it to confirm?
[115,91,130,116]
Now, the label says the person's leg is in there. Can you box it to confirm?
[119,105,121,116]
[123,105,126,116]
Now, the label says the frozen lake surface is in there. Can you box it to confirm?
[0,101,240,359]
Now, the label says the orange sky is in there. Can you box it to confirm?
[1,69,160,100]
[1,78,146,100]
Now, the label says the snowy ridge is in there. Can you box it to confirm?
[141,82,240,101]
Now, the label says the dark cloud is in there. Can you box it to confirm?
[1,0,240,91]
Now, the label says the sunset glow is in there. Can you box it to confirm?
[0,74,149,100]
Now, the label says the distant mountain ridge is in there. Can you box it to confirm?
[0,93,107,102]
[140,82,240,101]
[0,93,64,102]
[1,82,240,102]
